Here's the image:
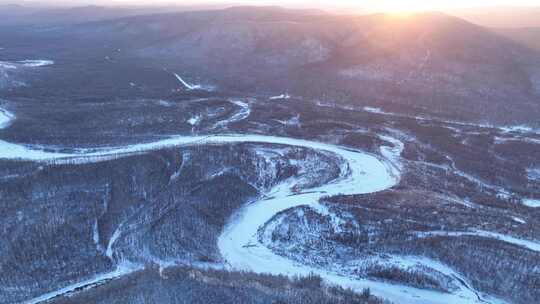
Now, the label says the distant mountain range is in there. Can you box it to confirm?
[495,27,540,51]
[2,5,539,125]
[449,6,540,53]
[449,6,540,28]
[0,3,186,25]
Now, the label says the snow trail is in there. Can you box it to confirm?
[173,73,201,90]
[214,100,250,129]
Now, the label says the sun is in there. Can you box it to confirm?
[373,0,451,12]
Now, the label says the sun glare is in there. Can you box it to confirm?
[265,0,536,13]
[372,0,453,12]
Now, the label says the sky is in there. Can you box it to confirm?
[118,0,539,10]
[11,0,540,12]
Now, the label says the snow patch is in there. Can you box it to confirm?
[1,59,54,69]
[188,115,201,126]
[214,100,250,129]
[512,217,526,224]
[363,106,384,114]
[523,199,540,208]
[269,93,291,100]
[500,125,540,135]
[417,230,540,253]
[18,60,54,67]
[275,114,301,127]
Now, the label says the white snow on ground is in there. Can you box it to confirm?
[363,106,384,114]
[417,230,540,253]
[316,100,356,110]
[0,135,500,303]
[523,199,540,208]
[361,105,538,136]
[173,73,201,90]
[526,167,540,182]
[173,73,216,91]
[500,125,540,135]
[0,106,496,303]
[307,205,502,302]
[0,60,54,69]
[187,115,201,126]
[0,108,14,129]
[310,204,347,232]
[494,135,540,145]
[23,263,143,304]
[377,133,404,172]
[0,100,505,304]
[0,134,384,167]
[214,100,250,129]
[169,152,190,183]
[0,62,17,70]
[368,255,502,302]
[144,255,224,278]
[512,217,526,224]
[275,114,300,127]
[364,107,389,114]
[436,154,514,199]
[362,106,497,130]
[17,60,54,67]
[106,224,125,260]
[216,140,506,304]
[92,221,103,252]
[269,93,291,100]
[156,100,172,107]
[0,59,53,91]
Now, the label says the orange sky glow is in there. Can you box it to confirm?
[105,0,540,12]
